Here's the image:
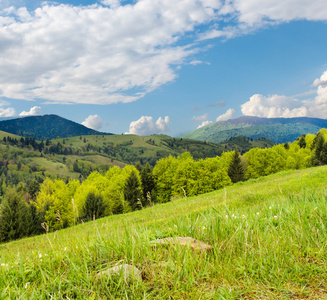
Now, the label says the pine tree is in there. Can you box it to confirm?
[141,163,156,205]
[124,171,142,211]
[82,192,106,221]
[315,134,324,163]
[0,189,30,242]
[228,150,245,183]
[320,142,327,165]
[298,134,306,148]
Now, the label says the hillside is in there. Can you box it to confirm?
[0,114,112,140]
[1,165,327,298]
[182,116,327,143]
[0,131,274,188]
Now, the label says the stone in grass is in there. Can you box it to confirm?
[150,237,213,252]
[97,264,142,283]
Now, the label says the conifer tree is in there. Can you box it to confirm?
[228,150,245,183]
[141,163,156,205]
[0,189,30,242]
[315,133,324,163]
[124,171,142,211]
[298,134,306,148]
[82,192,106,221]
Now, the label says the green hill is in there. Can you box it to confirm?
[1,165,326,298]
[0,132,275,187]
[182,116,327,143]
[0,114,113,140]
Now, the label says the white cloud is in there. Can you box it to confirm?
[197,120,213,128]
[19,106,42,116]
[82,115,103,130]
[156,116,170,132]
[0,1,222,105]
[101,0,121,8]
[192,113,208,122]
[0,107,15,117]
[127,115,170,135]
[216,108,235,122]
[241,70,327,119]
[199,0,327,40]
[1,1,326,107]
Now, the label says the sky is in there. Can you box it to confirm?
[0,0,327,137]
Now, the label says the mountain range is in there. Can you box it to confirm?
[181,116,327,143]
[0,114,112,140]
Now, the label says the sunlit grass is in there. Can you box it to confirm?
[1,166,327,299]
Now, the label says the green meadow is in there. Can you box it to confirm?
[1,165,327,299]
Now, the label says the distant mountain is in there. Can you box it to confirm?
[0,114,113,140]
[181,116,327,144]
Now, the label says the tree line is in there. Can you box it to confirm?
[0,129,327,243]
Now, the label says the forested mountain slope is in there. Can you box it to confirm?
[182,116,327,143]
[0,114,112,140]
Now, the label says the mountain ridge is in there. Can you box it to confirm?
[182,116,327,143]
[0,114,113,140]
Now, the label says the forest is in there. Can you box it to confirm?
[0,129,326,243]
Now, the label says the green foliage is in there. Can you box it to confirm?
[124,171,142,211]
[141,163,156,205]
[0,189,30,242]
[81,192,106,221]
[228,150,245,183]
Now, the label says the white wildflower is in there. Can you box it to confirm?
[39,253,42,259]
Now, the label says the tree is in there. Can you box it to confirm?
[81,192,106,221]
[314,133,324,163]
[228,150,245,183]
[141,163,156,205]
[124,171,142,211]
[298,134,306,148]
[0,189,31,242]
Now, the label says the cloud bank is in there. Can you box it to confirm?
[0,0,326,106]
[127,116,170,135]
[241,70,327,119]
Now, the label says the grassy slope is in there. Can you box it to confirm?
[1,166,327,299]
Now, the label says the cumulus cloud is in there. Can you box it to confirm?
[82,115,103,130]
[216,108,235,122]
[1,0,326,107]
[0,1,222,105]
[0,107,15,117]
[197,120,213,129]
[192,113,208,122]
[127,116,170,135]
[241,70,327,119]
[19,106,42,117]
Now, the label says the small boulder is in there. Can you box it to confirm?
[97,264,142,283]
[150,237,213,252]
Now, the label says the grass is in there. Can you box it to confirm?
[1,166,327,299]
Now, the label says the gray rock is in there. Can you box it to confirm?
[150,237,213,252]
[97,264,142,283]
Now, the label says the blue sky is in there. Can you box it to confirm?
[0,0,327,136]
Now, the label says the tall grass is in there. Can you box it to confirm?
[1,166,327,299]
